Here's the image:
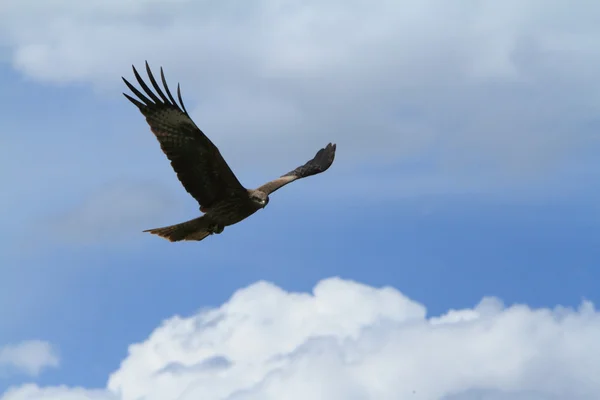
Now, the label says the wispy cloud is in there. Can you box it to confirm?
[46,181,178,245]
[1,0,599,181]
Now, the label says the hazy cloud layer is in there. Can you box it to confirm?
[1,0,599,179]
[2,278,599,399]
[0,341,59,377]
[46,182,178,245]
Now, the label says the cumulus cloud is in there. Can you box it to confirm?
[3,278,600,400]
[1,0,599,181]
[0,340,59,377]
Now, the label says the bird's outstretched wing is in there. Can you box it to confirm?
[122,61,246,209]
[257,143,336,195]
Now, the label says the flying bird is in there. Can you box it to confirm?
[122,62,337,242]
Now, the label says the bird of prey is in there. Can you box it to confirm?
[122,62,337,242]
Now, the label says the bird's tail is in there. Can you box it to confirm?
[143,216,214,242]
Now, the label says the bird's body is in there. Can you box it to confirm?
[122,62,336,242]
[144,193,262,242]
[204,190,266,227]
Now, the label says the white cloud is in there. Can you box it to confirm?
[3,278,600,400]
[0,340,59,377]
[1,0,599,182]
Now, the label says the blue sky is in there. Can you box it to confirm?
[1,2,600,399]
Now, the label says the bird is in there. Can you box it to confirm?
[122,61,337,242]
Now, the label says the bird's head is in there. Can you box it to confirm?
[249,190,269,208]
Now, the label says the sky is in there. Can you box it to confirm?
[1,0,600,399]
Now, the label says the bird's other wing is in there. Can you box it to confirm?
[122,62,246,209]
[256,143,336,195]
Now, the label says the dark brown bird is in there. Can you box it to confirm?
[122,62,337,242]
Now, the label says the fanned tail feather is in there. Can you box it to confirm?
[144,216,213,242]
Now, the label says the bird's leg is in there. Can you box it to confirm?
[208,223,225,234]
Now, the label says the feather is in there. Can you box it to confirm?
[256,143,336,195]
[122,62,246,209]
